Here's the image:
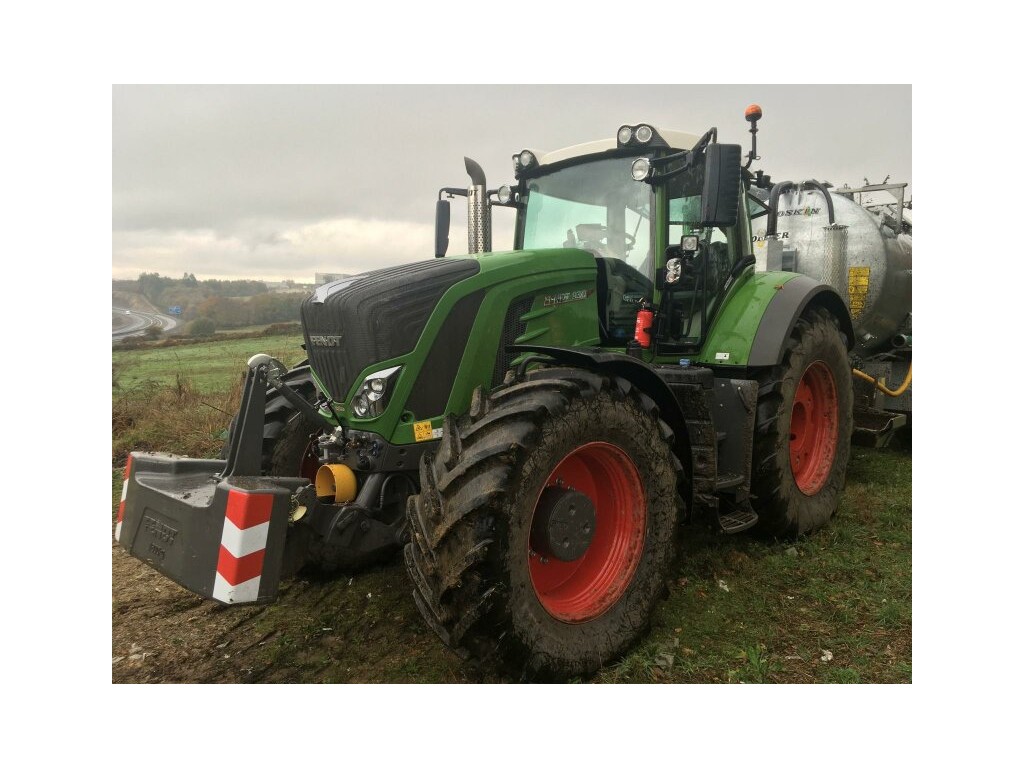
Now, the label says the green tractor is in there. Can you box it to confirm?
[116,105,859,680]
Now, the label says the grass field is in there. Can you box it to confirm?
[113,333,305,395]
[111,335,911,683]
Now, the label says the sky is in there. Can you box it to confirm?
[112,84,911,283]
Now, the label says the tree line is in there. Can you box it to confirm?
[119,273,306,334]
[133,272,270,303]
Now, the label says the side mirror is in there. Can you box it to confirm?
[701,143,742,227]
[435,198,450,258]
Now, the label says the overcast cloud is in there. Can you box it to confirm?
[112,85,910,282]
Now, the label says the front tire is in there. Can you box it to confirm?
[751,308,853,538]
[405,368,682,680]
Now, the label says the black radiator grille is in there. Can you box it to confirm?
[491,295,535,388]
[301,259,480,401]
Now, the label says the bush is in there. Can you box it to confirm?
[262,322,302,336]
[112,373,243,465]
[188,317,217,337]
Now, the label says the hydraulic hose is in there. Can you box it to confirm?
[853,363,912,397]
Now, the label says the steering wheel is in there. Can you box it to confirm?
[575,223,636,250]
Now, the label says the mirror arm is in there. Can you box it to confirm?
[645,127,719,186]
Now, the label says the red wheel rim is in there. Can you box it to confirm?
[528,442,646,623]
[789,361,839,495]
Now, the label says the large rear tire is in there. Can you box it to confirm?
[405,368,682,680]
[751,308,853,538]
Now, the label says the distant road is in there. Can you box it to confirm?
[112,306,179,342]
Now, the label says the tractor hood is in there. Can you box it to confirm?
[301,258,481,401]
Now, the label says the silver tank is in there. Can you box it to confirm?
[751,184,912,356]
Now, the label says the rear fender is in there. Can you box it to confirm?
[747,275,854,366]
[698,272,853,367]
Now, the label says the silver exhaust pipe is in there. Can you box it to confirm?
[465,157,491,254]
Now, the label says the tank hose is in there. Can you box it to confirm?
[766,180,797,236]
[853,363,912,397]
[799,180,836,225]
[767,180,836,235]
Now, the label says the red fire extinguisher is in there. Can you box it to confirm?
[634,301,654,349]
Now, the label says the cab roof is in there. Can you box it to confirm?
[537,128,701,167]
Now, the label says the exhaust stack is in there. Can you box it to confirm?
[465,157,491,254]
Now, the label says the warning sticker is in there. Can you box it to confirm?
[414,421,444,442]
[413,421,433,442]
[848,267,870,319]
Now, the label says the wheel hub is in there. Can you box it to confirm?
[532,487,596,562]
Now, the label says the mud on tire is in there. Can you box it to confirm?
[751,308,853,538]
[404,367,683,681]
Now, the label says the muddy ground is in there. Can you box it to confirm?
[111,528,492,683]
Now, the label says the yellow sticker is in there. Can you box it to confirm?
[847,267,870,319]
[413,420,434,442]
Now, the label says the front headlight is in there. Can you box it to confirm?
[351,365,401,418]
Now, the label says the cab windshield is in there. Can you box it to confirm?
[520,156,654,280]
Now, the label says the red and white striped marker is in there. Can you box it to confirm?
[115,456,134,542]
[213,490,273,604]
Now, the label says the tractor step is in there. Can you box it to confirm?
[718,507,758,534]
[852,404,907,448]
[715,472,744,491]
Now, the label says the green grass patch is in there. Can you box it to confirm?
[113,333,305,396]
[112,333,306,464]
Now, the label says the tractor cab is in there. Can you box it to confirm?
[503,124,747,352]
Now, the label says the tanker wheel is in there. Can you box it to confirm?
[751,308,853,538]
[405,367,682,680]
